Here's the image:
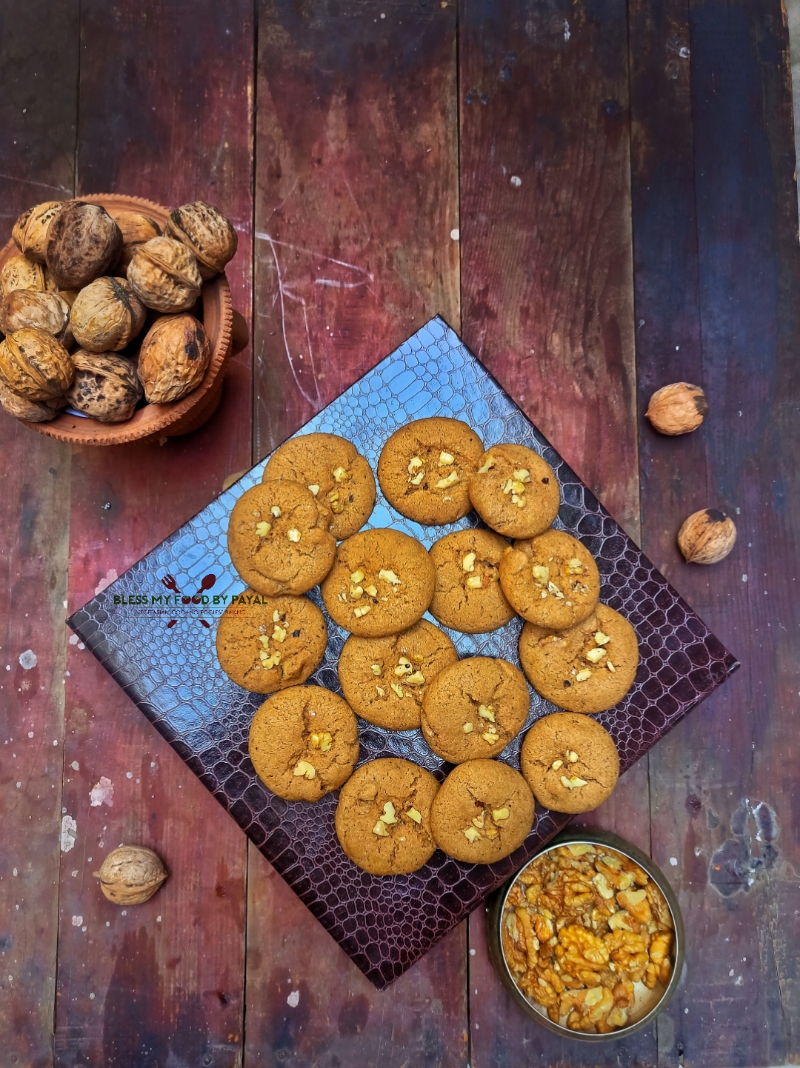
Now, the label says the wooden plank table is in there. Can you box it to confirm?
[0,1,797,1064]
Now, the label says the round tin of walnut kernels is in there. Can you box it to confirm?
[487,829,685,1041]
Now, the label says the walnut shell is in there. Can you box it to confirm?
[114,211,161,271]
[0,380,66,422]
[70,277,146,352]
[43,267,80,309]
[677,509,737,564]
[0,327,74,400]
[93,845,168,905]
[65,350,143,423]
[646,382,708,435]
[0,253,47,298]
[12,201,65,263]
[127,236,202,313]
[138,313,210,403]
[164,200,238,279]
[45,201,123,290]
[0,290,72,346]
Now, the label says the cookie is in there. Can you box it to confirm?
[228,480,336,596]
[248,685,359,801]
[430,759,534,864]
[338,619,458,731]
[499,529,600,629]
[420,656,530,763]
[520,712,620,814]
[428,528,516,633]
[468,443,560,539]
[518,604,639,714]
[377,416,484,525]
[320,528,436,637]
[216,590,327,693]
[335,757,440,875]
[263,432,376,540]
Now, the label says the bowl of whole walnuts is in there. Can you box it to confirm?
[0,193,241,445]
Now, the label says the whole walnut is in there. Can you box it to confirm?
[45,201,123,290]
[127,236,202,313]
[70,277,146,352]
[114,210,161,271]
[0,290,72,347]
[93,845,168,905]
[0,253,47,298]
[165,200,238,279]
[12,201,64,263]
[138,313,210,403]
[65,350,143,423]
[0,380,66,423]
[0,327,74,400]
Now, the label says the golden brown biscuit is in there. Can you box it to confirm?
[338,620,458,731]
[248,685,359,801]
[215,590,327,693]
[499,529,600,629]
[430,759,534,864]
[320,528,436,637]
[519,712,620,814]
[263,432,376,540]
[420,656,530,763]
[468,443,560,538]
[377,416,484,524]
[429,528,516,633]
[518,604,639,714]
[227,480,336,596]
[335,757,440,875]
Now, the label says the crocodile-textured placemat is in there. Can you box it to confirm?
[68,316,738,988]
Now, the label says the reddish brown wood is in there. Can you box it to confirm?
[0,5,78,1066]
[52,3,254,1065]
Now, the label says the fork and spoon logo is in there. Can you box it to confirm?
[161,572,217,628]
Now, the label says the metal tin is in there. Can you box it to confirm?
[487,828,685,1040]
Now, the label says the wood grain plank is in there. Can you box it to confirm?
[0,4,78,1065]
[246,2,467,1063]
[53,3,254,1065]
[633,0,800,1063]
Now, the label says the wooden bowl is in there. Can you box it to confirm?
[0,193,234,446]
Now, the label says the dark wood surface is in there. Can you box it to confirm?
[0,0,797,1065]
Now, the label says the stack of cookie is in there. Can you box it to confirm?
[218,418,639,876]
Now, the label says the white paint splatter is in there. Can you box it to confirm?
[679,46,690,58]
[742,574,748,582]
[12,868,18,877]
[27,731,34,738]
[90,777,114,808]
[287,990,300,1008]
[60,814,77,852]
[94,570,118,596]
[18,650,37,670]
[563,19,570,40]
[450,228,460,241]
[510,175,522,187]
[71,761,79,771]
[71,915,83,927]
[734,975,743,986]
[68,634,86,650]
[669,857,677,866]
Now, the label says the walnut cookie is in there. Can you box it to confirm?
[248,685,359,801]
[377,416,484,525]
[469,443,560,539]
[320,528,436,638]
[335,757,440,875]
[420,656,530,763]
[430,759,535,864]
[227,480,336,596]
[428,528,516,634]
[263,432,376,540]
[520,712,620,814]
[499,528,600,630]
[215,591,327,694]
[338,619,458,731]
[519,604,639,714]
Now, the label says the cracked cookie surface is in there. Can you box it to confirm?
[248,684,359,801]
[216,590,327,694]
[468,443,560,539]
[262,432,376,540]
[377,416,484,525]
[520,712,620,813]
[429,528,516,633]
[499,529,600,629]
[420,656,530,763]
[519,604,639,714]
[228,480,336,596]
[430,759,534,863]
[338,619,458,731]
[335,757,440,875]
